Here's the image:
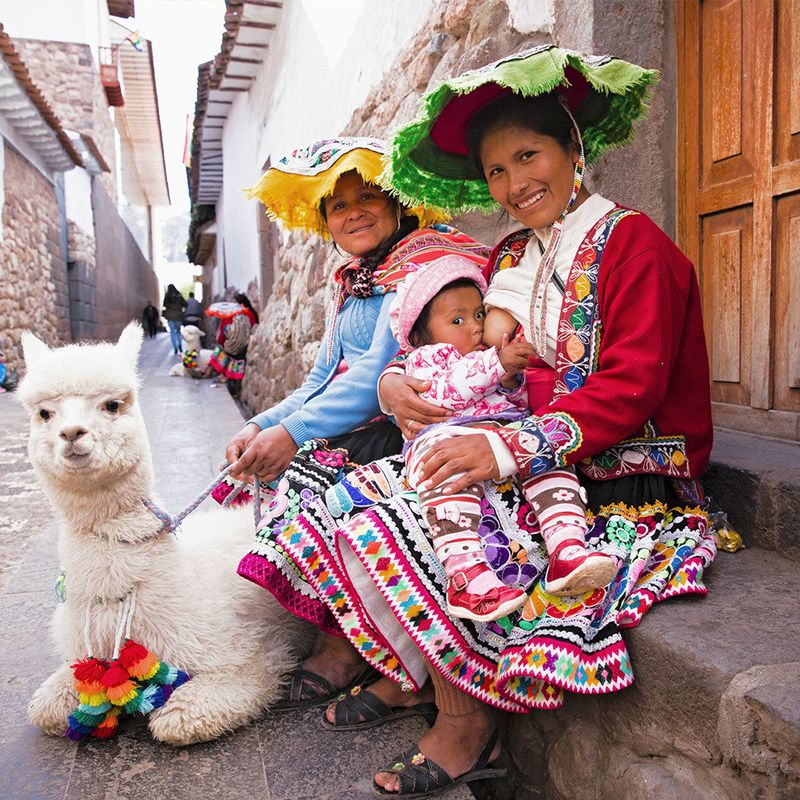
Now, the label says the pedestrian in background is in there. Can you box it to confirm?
[184,291,203,328]
[141,301,159,338]
[162,284,186,354]
[208,292,259,394]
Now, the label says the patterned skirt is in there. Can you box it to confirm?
[210,345,246,380]
[263,455,716,712]
[223,420,404,635]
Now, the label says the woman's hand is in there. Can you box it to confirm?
[224,423,260,475]
[379,372,453,439]
[229,425,298,482]
[417,434,499,494]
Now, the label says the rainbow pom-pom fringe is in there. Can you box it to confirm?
[66,639,191,741]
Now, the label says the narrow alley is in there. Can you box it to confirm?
[0,332,463,800]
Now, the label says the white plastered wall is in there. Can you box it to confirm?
[64,167,94,236]
[1,0,110,63]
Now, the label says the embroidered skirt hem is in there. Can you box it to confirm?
[267,456,715,711]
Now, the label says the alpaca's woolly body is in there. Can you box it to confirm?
[20,324,310,744]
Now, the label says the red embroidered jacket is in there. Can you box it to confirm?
[491,208,713,481]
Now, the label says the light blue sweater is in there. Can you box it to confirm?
[248,293,398,445]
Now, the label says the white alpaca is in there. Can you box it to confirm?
[168,324,213,377]
[20,323,310,745]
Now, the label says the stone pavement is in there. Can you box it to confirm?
[0,332,473,800]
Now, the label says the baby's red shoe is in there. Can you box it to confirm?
[545,539,617,596]
[446,563,528,622]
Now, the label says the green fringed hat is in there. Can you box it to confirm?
[385,45,659,212]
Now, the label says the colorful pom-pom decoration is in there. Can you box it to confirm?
[66,639,192,741]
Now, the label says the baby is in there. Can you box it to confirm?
[389,255,615,623]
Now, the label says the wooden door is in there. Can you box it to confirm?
[677,0,800,440]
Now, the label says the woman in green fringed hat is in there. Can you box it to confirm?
[217,137,491,713]
[269,49,715,797]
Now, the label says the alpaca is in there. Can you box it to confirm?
[20,323,311,745]
[168,324,213,377]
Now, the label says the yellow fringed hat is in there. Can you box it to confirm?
[244,137,448,240]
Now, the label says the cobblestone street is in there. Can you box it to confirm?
[0,332,464,800]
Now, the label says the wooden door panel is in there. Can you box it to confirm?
[701,206,752,405]
[679,0,799,439]
[700,0,755,187]
[774,0,800,166]
[773,193,800,411]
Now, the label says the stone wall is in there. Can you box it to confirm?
[15,38,117,199]
[0,143,68,371]
[92,177,158,340]
[242,0,676,415]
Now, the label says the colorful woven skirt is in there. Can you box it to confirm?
[225,421,404,635]
[209,345,246,380]
[265,455,715,712]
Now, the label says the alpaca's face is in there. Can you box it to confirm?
[181,325,202,351]
[19,324,150,491]
[27,387,146,486]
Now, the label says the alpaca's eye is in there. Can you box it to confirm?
[39,409,52,421]
[105,400,121,413]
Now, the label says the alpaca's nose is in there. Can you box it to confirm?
[59,425,87,442]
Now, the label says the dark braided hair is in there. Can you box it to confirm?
[234,292,259,324]
[466,92,606,179]
[362,214,419,269]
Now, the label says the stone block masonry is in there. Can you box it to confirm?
[66,220,97,341]
[242,0,677,415]
[0,143,68,372]
[15,38,118,199]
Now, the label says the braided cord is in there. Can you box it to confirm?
[143,463,236,535]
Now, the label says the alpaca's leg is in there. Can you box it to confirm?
[148,663,281,745]
[28,663,77,736]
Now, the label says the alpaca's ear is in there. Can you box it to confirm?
[117,322,144,364]
[21,332,50,369]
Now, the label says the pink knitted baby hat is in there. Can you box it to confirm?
[389,255,489,351]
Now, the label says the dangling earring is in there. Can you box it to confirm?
[395,203,402,230]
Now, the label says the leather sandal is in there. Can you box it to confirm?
[371,727,505,799]
[273,662,377,711]
[320,684,438,731]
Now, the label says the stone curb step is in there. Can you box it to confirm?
[704,428,800,562]
[501,547,800,800]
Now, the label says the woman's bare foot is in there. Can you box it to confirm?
[301,632,364,693]
[324,676,435,724]
[373,705,499,794]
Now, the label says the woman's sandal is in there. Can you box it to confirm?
[320,684,438,731]
[273,663,377,711]
[371,727,506,799]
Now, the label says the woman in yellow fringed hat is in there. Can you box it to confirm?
[219,137,490,715]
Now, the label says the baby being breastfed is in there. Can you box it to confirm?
[482,307,520,351]
[481,251,536,349]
